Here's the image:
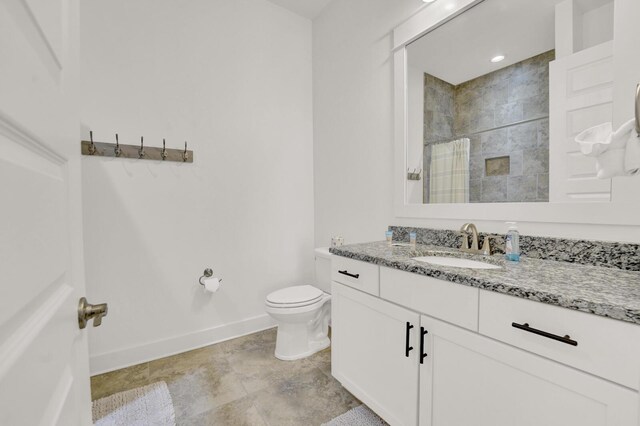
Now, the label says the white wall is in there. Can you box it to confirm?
[80,0,314,374]
[610,0,640,205]
[313,0,640,245]
[313,0,420,246]
[581,2,614,50]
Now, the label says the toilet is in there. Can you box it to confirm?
[265,248,332,360]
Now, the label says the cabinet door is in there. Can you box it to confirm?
[419,315,638,426]
[332,282,420,426]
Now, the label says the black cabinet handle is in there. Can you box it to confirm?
[419,327,429,364]
[405,322,414,357]
[511,322,578,346]
[338,270,359,279]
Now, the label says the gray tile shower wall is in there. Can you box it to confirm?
[389,226,640,271]
[461,50,553,203]
[423,73,455,143]
[423,50,554,203]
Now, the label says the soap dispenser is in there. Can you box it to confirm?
[505,222,520,262]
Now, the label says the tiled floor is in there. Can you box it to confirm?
[90,327,361,425]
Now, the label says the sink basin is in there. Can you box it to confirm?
[412,256,502,270]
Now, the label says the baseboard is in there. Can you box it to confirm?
[89,314,277,376]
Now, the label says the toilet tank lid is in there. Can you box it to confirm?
[315,247,332,259]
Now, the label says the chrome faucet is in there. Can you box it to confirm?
[459,223,491,255]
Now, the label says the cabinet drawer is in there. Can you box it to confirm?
[332,257,379,296]
[380,267,479,331]
[479,290,640,390]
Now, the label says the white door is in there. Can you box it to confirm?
[419,315,637,426]
[0,0,94,424]
[331,282,420,426]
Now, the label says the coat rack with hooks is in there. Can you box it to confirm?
[81,131,194,163]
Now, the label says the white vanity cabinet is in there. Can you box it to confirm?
[419,314,637,426]
[331,282,420,426]
[479,290,640,390]
[331,263,640,426]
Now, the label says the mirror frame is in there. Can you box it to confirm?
[393,0,640,225]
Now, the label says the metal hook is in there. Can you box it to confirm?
[114,133,122,157]
[88,131,97,155]
[138,136,145,158]
[182,141,189,162]
[161,138,168,160]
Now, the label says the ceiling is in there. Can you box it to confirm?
[267,0,334,20]
[407,0,565,85]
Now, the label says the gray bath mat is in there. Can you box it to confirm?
[92,381,175,426]
[322,404,388,426]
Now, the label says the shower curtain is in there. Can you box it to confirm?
[429,138,470,203]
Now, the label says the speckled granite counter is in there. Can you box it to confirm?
[330,241,640,325]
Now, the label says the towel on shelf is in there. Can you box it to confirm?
[575,122,614,156]
[624,131,640,175]
[575,118,640,178]
[594,149,625,179]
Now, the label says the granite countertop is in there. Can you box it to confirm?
[330,241,640,325]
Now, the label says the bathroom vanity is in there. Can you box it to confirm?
[330,239,640,426]
[330,0,640,421]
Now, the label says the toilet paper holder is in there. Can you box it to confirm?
[199,268,222,286]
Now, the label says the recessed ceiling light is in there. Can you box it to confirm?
[491,55,505,63]
[422,0,437,3]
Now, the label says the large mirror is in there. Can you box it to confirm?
[403,0,614,205]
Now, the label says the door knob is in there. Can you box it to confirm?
[78,297,108,329]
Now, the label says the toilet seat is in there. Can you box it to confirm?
[266,285,324,308]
